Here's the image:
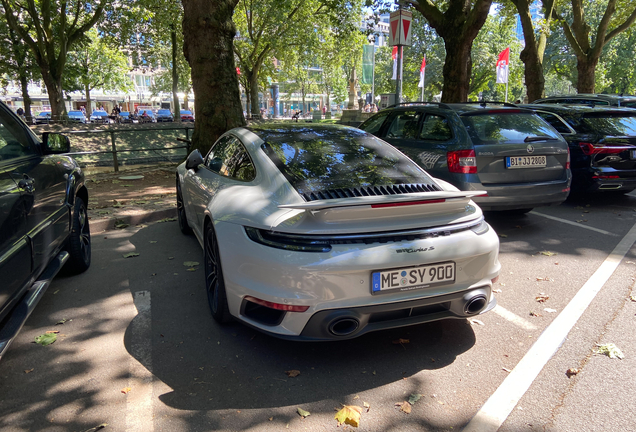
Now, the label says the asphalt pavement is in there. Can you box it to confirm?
[0,192,634,431]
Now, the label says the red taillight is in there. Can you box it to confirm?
[592,175,620,179]
[447,149,477,174]
[579,142,628,155]
[566,146,570,170]
[244,296,309,312]
[371,199,446,208]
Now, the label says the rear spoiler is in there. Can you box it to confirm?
[278,191,486,211]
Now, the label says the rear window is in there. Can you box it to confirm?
[69,111,83,115]
[258,126,435,196]
[158,110,171,114]
[461,112,561,145]
[580,114,636,135]
[182,110,192,115]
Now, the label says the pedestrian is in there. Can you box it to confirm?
[16,107,24,116]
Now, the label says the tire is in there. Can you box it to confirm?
[205,224,232,323]
[176,181,193,235]
[65,196,91,274]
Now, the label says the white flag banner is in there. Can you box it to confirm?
[496,47,510,84]
[417,56,426,88]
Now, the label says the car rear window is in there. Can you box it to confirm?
[460,112,561,145]
[258,126,436,196]
[158,110,171,114]
[580,114,636,135]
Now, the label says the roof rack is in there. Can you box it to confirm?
[386,102,452,110]
[459,101,519,108]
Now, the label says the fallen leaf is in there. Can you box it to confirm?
[297,407,310,418]
[82,423,108,432]
[353,395,359,400]
[392,338,410,345]
[394,401,411,414]
[335,405,363,426]
[470,319,485,326]
[529,311,542,317]
[24,369,34,374]
[269,417,273,421]
[121,387,132,394]
[535,295,550,302]
[566,368,579,377]
[286,370,300,378]
[168,257,174,260]
[114,221,129,229]
[596,343,624,359]
[183,261,200,267]
[34,333,57,346]
[630,295,636,302]
[123,252,139,258]
[45,330,60,334]
[544,308,557,313]
[408,393,422,404]
[187,268,197,272]
[499,234,508,238]
[158,217,177,222]
[56,319,69,325]
[363,402,370,411]
[502,367,511,373]
[149,241,157,244]
[492,288,502,293]
[540,251,557,256]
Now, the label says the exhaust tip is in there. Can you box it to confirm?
[464,295,487,315]
[328,318,360,336]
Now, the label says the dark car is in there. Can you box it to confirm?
[0,101,91,360]
[34,111,52,125]
[358,102,571,212]
[180,110,194,122]
[532,94,636,108]
[523,104,636,194]
[118,111,133,123]
[156,109,174,122]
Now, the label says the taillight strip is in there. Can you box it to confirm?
[371,199,446,208]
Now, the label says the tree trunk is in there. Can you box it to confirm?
[171,26,182,123]
[41,71,67,120]
[18,74,32,123]
[440,36,472,103]
[184,91,190,110]
[85,83,93,117]
[576,56,597,93]
[515,0,544,102]
[182,0,244,155]
[248,69,260,117]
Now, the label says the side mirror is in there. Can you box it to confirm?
[42,132,71,154]
[185,149,204,171]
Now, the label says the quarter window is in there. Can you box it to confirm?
[419,115,452,141]
[206,136,256,181]
[536,113,573,134]
[359,111,390,135]
[386,111,423,139]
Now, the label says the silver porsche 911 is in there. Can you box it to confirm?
[176,123,500,340]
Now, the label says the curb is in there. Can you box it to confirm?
[89,208,177,233]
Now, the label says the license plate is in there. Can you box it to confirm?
[506,156,547,169]
[372,262,455,294]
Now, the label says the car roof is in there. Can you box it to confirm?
[522,103,636,115]
[381,102,535,116]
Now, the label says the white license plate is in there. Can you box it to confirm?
[372,262,455,294]
[506,156,547,169]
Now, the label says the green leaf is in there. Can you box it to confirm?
[183,261,199,267]
[596,343,624,359]
[35,333,57,346]
[158,217,177,222]
[123,252,139,258]
[408,393,422,404]
[297,407,310,418]
[540,251,557,256]
[335,405,362,426]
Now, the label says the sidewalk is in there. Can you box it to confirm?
[85,162,178,232]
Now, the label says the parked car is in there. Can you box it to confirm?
[0,101,91,360]
[176,123,500,340]
[180,110,194,122]
[34,111,52,124]
[532,94,636,108]
[522,104,636,194]
[358,102,571,213]
[118,111,133,123]
[90,110,110,124]
[156,109,174,122]
[138,109,156,123]
[67,110,87,123]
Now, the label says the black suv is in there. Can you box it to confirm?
[358,102,571,212]
[523,104,636,194]
[532,94,636,108]
[0,101,91,360]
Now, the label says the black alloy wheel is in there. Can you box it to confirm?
[66,196,91,273]
[176,181,193,235]
[205,224,232,323]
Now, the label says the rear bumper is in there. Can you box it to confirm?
[0,251,69,360]
[473,177,571,211]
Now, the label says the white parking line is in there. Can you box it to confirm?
[126,291,154,432]
[463,220,636,432]
[492,305,537,331]
[530,211,617,236]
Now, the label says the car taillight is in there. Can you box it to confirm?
[447,149,477,174]
[566,146,570,170]
[244,296,309,312]
[579,142,628,155]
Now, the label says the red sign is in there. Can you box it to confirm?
[389,10,412,46]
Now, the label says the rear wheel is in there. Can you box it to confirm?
[176,181,193,235]
[66,196,91,273]
[205,224,232,323]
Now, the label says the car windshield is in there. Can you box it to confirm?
[580,114,636,136]
[460,112,561,144]
[158,110,170,114]
[257,125,436,196]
